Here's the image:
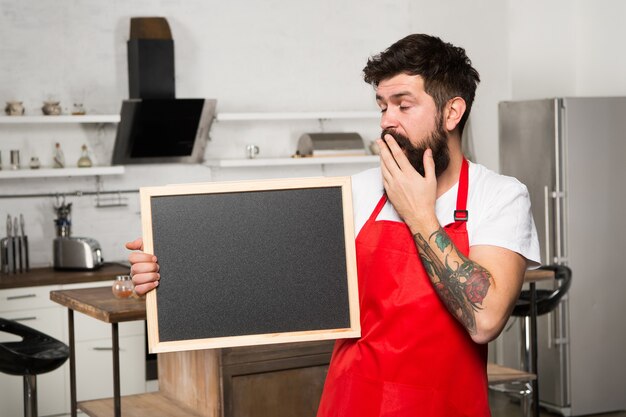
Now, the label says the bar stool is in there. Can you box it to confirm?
[0,318,70,417]
[512,264,572,416]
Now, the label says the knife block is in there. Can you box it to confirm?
[0,234,28,274]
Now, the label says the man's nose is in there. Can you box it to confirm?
[380,108,398,130]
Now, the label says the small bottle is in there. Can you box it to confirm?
[112,275,134,299]
[53,142,65,168]
[29,156,41,169]
[77,144,93,168]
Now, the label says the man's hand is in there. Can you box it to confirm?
[377,134,438,230]
[125,237,160,295]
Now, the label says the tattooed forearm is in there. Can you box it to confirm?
[414,227,492,335]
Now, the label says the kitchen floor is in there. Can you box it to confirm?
[489,391,626,417]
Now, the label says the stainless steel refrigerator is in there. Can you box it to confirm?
[498,97,626,416]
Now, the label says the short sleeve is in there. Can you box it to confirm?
[471,179,541,267]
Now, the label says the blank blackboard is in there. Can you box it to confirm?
[140,177,360,353]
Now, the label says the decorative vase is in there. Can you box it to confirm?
[5,101,25,116]
[42,101,62,116]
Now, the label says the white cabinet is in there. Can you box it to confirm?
[0,285,61,312]
[0,285,67,417]
[75,334,146,401]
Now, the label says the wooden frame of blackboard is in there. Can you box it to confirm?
[140,176,360,353]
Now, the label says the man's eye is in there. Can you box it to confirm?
[380,108,387,113]
[400,106,410,111]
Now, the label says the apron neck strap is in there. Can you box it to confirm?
[454,158,469,222]
[368,192,388,224]
[370,158,470,224]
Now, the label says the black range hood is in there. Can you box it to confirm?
[111,17,216,165]
[111,98,215,164]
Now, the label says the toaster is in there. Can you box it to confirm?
[53,237,104,270]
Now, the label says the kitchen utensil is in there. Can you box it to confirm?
[6,215,14,273]
[0,238,8,273]
[14,216,22,273]
[20,214,29,271]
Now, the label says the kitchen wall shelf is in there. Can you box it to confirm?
[1,112,378,124]
[215,111,380,122]
[0,166,125,179]
[205,155,379,168]
[0,115,120,124]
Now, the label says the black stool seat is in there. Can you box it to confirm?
[0,318,69,375]
[1,318,70,417]
[512,264,572,317]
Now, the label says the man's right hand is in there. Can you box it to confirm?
[126,237,160,296]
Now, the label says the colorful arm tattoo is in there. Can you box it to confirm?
[414,227,492,335]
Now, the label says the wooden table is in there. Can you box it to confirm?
[50,286,149,417]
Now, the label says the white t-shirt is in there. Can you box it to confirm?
[351,161,541,267]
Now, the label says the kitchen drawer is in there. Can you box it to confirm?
[0,285,61,313]
[0,306,65,342]
[74,334,146,401]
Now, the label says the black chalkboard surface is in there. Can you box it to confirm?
[140,177,360,353]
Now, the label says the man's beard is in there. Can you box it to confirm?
[381,116,450,177]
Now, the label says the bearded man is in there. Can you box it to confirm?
[315,34,540,417]
[127,33,540,417]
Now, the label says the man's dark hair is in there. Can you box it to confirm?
[363,34,480,135]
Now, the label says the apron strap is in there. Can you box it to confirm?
[453,158,469,222]
[371,159,469,225]
[367,193,388,224]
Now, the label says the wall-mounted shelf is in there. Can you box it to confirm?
[0,166,125,179]
[215,111,380,122]
[205,155,379,168]
[0,115,120,124]
[1,112,378,124]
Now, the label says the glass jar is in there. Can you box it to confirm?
[77,144,93,168]
[29,156,41,169]
[112,275,134,299]
[72,102,86,115]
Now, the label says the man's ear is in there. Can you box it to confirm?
[443,97,466,132]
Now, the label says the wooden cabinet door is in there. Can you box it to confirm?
[228,364,328,417]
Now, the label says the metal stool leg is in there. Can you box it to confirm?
[520,316,531,372]
[519,317,534,417]
[23,374,37,417]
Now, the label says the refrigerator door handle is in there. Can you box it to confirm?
[548,308,553,349]
[544,185,551,264]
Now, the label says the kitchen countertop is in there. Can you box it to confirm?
[0,263,130,290]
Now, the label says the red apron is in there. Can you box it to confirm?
[317,159,490,417]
